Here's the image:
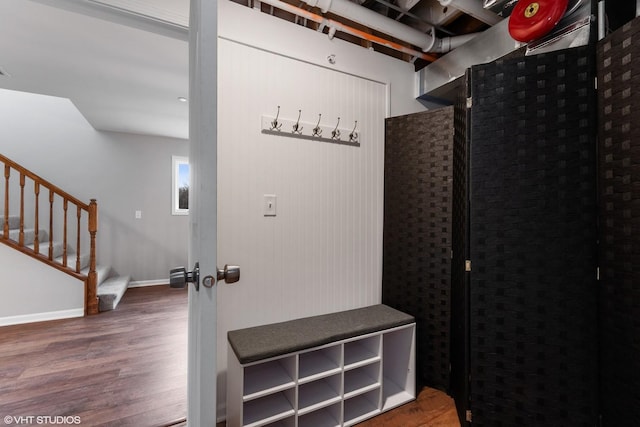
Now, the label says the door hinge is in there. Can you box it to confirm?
[465,260,472,272]
[466,97,473,108]
[466,409,473,422]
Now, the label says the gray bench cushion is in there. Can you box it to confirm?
[228,304,414,364]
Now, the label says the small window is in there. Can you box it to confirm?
[172,156,189,215]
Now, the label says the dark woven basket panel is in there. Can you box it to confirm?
[383,107,454,391]
[451,74,470,424]
[469,46,598,426]
[597,17,640,426]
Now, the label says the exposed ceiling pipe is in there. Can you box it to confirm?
[439,0,503,25]
[302,0,478,52]
[430,33,477,52]
[258,0,440,61]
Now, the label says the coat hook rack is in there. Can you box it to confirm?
[292,110,303,134]
[312,114,322,137]
[260,109,360,147]
[270,106,282,131]
[349,120,358,143]
[331,117,341,140]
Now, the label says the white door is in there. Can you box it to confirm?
[187,0,219,425]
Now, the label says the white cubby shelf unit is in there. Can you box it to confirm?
[227,304,416,427]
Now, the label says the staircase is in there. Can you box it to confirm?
[1,154,130,315]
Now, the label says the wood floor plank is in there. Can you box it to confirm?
[355,387,461,427]
[0,286,188,427]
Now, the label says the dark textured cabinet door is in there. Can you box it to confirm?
[597,17,640,426]
[468,46,599,426]
[383,107,454,393]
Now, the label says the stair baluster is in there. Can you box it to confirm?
[76,205,81,273]
[34,182,40,254]
[19,173,25,246]
[63,199,68,268]
[3,164,9,239]
[48,189,54,261]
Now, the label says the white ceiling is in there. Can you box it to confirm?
[0,0,190,139]
[0,0,499,141]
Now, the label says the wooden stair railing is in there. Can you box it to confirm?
[1,153,98,315]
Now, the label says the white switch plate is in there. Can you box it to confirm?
[135,210,142,219]
[263,194,276,216]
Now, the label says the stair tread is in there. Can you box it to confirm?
[98,275,130,312]
[7,228,49,246]
[26,240,66,258]
[81,264,111,287]
[54,252,90,271]
[0,216,20,230]
[98,275,131,292]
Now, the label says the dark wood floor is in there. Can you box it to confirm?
[356,387,460,427]
[1,287,459,426]
[0,286,188,427]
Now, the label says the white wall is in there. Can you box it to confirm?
[0,89,189,298]
[215,0,425,417]
[0,244,84,325]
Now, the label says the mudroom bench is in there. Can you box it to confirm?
[227,304,416,427]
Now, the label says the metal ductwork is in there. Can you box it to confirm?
[302,0,480,53]
[418,0,593,105]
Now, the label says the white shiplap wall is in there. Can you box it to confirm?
[216,36,387,408]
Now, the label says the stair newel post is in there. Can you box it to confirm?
[34,182,40,253]
[19,173,25,246]
[3,164,9,239]
[87,199,98,315]
[76,205,81,273]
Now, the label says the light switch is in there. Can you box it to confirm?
[135,210,142,219]
[263,195,276,217]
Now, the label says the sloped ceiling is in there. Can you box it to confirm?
[0,0,190,139]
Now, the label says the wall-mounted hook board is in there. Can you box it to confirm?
[260,115,360,147]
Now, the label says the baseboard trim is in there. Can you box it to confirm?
[0,308,84,327]
[128,279,169,288]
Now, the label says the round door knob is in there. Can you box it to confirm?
[217,264,240,284]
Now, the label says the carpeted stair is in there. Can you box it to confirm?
[1,215,129,311]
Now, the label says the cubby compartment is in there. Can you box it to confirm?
[243,356,296,400]
[343,335,381,369]
[298,373,342,415]
[260,416,296,427]
[382,324,416,410]
[242,388,295,427]
[344,361,381,398]
[298,402,341,427]
[298,344,341,383]
[343,389,381,426]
